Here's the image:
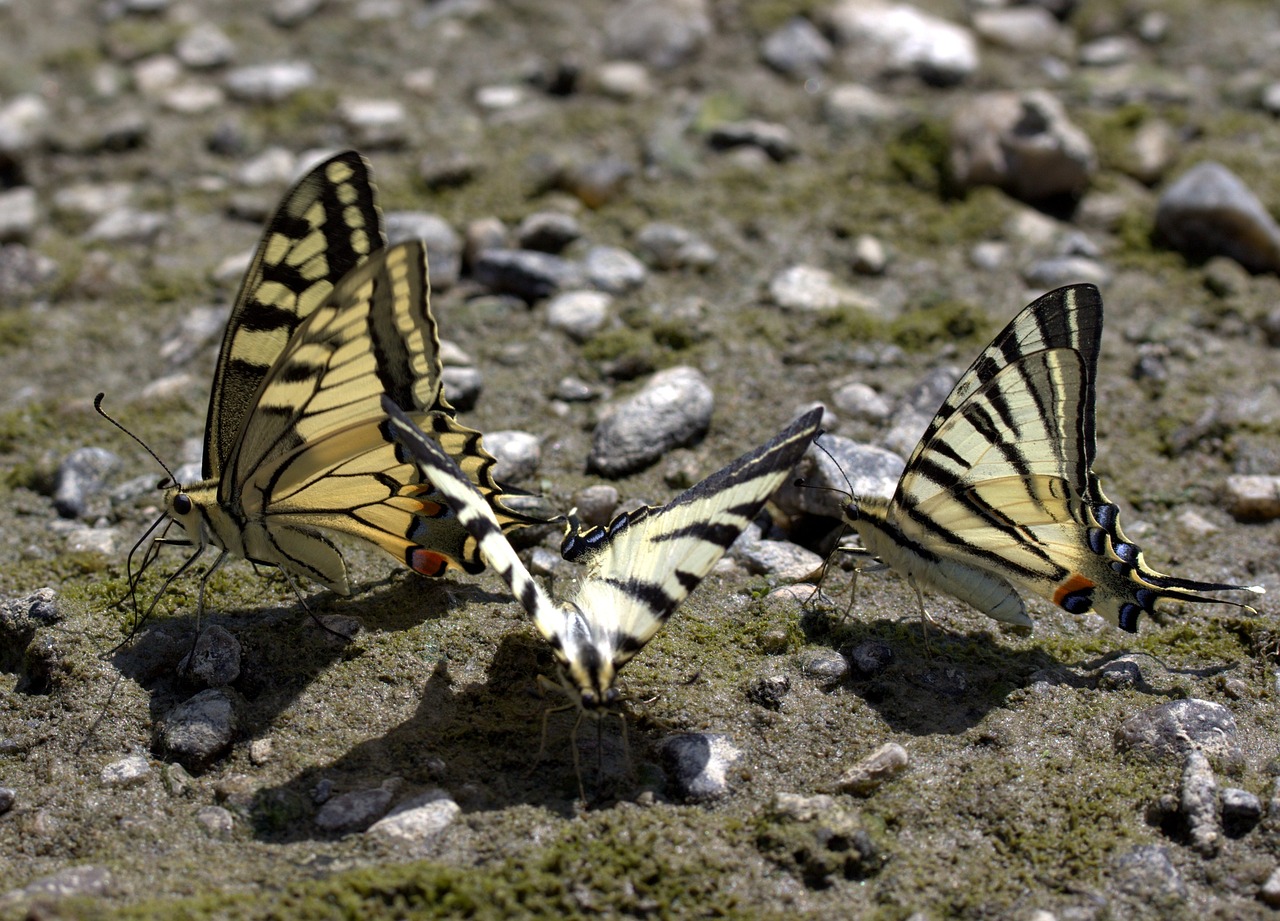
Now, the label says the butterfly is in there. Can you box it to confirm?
[124,151,537,618]
[843,282,1263,631]
[382,394,823,708]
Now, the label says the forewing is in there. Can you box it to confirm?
[205,151,384,478]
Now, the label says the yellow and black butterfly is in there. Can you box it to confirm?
[844,283,1263,630]
[383,394,823,710]
[124,151,536,615]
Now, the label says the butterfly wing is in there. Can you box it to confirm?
[565,407,824,671]
[866,284,1261,630]
[204,150,384,479]
[224,242,535,584]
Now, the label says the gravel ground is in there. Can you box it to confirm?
[2,0,1280,918]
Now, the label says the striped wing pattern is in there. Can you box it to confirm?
[849,284,1262,630]
[160,153,538,598]
[384,395,822,709]
[205,151,383,480]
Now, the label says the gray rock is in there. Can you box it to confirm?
[1221,787,1263,835]
[161,688,236,767]
[570,484,620,528]
[1022,256,1112,289]
[831,380,891,422]
[585,61,655,100]
[583,245,647,294]
[0,94,50,156]
[441,366,483,412]
[0,187,36,243]
[100,754,150,788]
[1123,119,1177,185]
[847,640,894,678]
[777,434,904,522]
[464,217,508,266]
[1079,35,1138,67]
[822,83,903,131]
[175,23,236,69]
[54,446,122,519]
[484,430,541,482]
[366,789,460,844]
[949,91,1097,203]
[707,120,796,162]
[634,222,717,270]
[768,264,877,312]
[84,208,167,244]
[546,290,612,341]
[554,375,602,403]
[516,211,581,253]
[337,97,408,149]
[236,146,296,187]
[746,675,790,710]
[562,157,634,209]
[1097,657,1143,690]
[1155,162,1280,274]
[315,781,398,833]
[196,805,234,837]
[1224,474,1280,521]
[1115,698,1244,773]
[1181,750,1221,857]
[589,366,714,476]
[761,17,832,78]
[418,151,480,191]
[800,649,850,685]
[178,625,242,687]
[1112,844,1186,901]
[971,6,1066,53]
[64,525,121,556]
[732,538,823,581]
[1263,83,1280,117]
[0,244,58,299]
[163,83,225,115]
[661,732,741,801]
[604,0,712,70]
[473,248,584,302]
[1260,867,1280,908]
[224,62,317,103]
[0,587,61,635]
[0,787,13,814]
[827,0,979,86]
[271,0,325,28]
[836,742,909,795]
[385,212,461,290]
[850,234,889,275]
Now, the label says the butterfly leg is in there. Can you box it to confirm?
[907,574,937,654]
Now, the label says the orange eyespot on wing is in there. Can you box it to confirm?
[407,547,450,577]
[1053,573,1096,614]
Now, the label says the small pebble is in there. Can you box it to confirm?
[1221,787,1263,836]
[366,790,460,844]
[707,120,796,162]
[747,675,791,710]
[768,264,877,312]
[224,62,317,103]
[583,245,647,294]
[846,640,893,678]
[1260,867,1280,908]
[1223,475,1280,522]
[546,289,612,341]
[760,16,832,78]
[315,782,398,834]
[516,211,581,253]
[178,625,242,687]
[1112,844,1187,901]
[442,366,483,412]
[175,23,237,69]
[835,742,909,796]
[1181,750,1221,857]
[827,0,979,86]
[484,430,541,482]
[196,805,235,837]
[603,0,711,71]
[472,248,584,302]
[0,787,13,813]
[661,733,741,802]
[161,689,236,768]
[799,648,850,686]
[1155,162,1280,274]
[850,234,888,275]
[100,754,150,788]
[248,739,273,766]
[569,484,620,528]
[775,433,903,521]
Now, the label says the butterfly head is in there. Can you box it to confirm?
[162,482,213,545]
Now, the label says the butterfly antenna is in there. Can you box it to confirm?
[94,393,181,487]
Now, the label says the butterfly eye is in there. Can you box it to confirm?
[172,494,192,516]
[844,499,861,521]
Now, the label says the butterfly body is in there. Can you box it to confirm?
[383,394,823,710]
[846,283,1263,630]
[137,152,535,610]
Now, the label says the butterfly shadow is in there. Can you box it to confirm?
[247,629,654,842]
[106,570,505,762]
[801,596,1212,738]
